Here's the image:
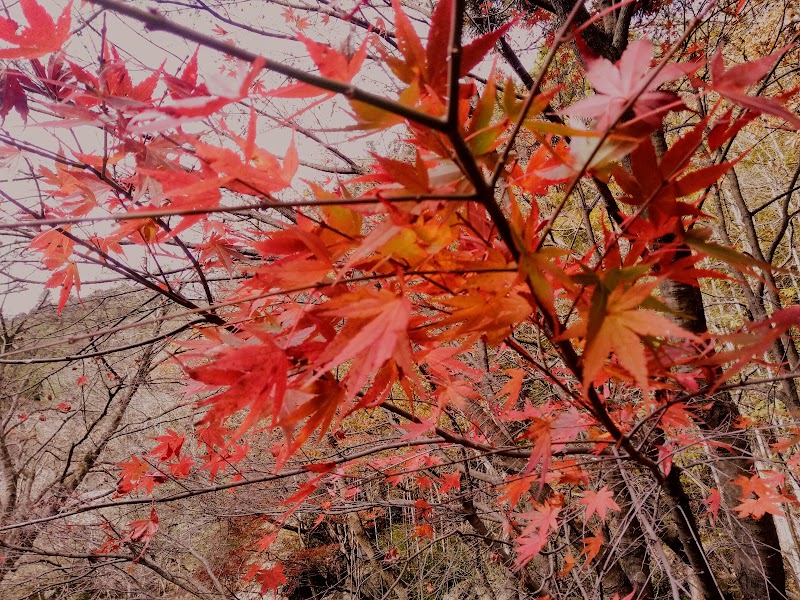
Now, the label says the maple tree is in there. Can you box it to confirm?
[0,0,799,598]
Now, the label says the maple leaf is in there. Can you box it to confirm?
[266,32,367,98]
[733,494,788,520]
[0,0,72,59]
[495,368,525,410]
[515,499,562,567]
[29,228,74,270]
[433,283,531,345]
[512,405,585,487]
[578,280,700,393]
[425,0,454,94]
[0,69,30,123]
[31,52,73,100]
[117,456,150,495]
[705,305,800,390]
[559,553,576,577]
[371,150,431,193]
[314,288,414,399]
[499,474,536,508]
[730,472,794,519]
[164,48,208,99]
[386,0,510,93]
[192,110,297,198]
[199,450,228,483]
[536,126,638,182]
[396,417,436,441]
[131,56,265,131]
[438,471,461,494]
[519,416,553,485]
[565,39,693,129]
[167,455,194,478]
[581,531,604,563]
[187,334,289,440]
[415,523,434,539]
[387,0,427,85]
[45,263,80,315]
[275,379,343,467]
[197,231,246,274]
[701,46,800,128]
[245,564,286,595]
[580,486,621,523]
[704,488,722,523]
[460,22,514,78]
[149,430,185,462]
[125,507,159,556]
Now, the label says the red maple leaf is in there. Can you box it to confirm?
[701,46,800,128]
[315,289,413,399]
[167,455,195,478]
[704,488,722,523]
[187,334,289,440]
[438,471,461,494]
[0,0,72,59]
[415,523,434,539]
[149,430,185,462]
[117,456,150,495]
[0,69,30,123]
[125,507,159,555]
[266,32,367,98]
[580,486,621,523]
[29,228,74,270]
[246,564,287,595]
[515,499,562,567]
[45,263,80,315]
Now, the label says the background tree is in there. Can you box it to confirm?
[0,0,799,598]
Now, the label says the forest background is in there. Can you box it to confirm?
[1,0,800,599]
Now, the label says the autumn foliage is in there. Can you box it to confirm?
[1,0,799,598]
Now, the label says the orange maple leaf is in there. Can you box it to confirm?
[581,531,604,564]
[45,262,80,315]
[704,488,722,523]
[733,494,788,520]
[499,474,537,508]
[580,281,700,393]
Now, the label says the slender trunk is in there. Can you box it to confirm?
[661,267,786,599]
